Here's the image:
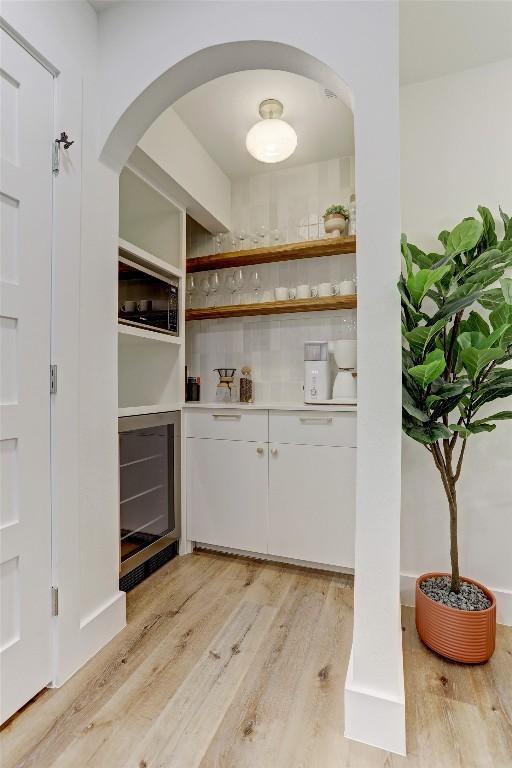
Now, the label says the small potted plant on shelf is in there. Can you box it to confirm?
[400,205,512,663]
[323,204,348,237]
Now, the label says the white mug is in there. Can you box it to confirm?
[338,279,355,296]
[275,286,289,301]
[121,300,137,313]
[318,282,336,298]
[296,284,310,299]
[262,289,275,302]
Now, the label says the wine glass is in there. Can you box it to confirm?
[186,274,196,308]
[270,228,281,245]
[250,233,260,250]
[237,230,247,250]
[208,271,220,307]
[249,269,262,303]
[213,234,223,254]
[200,274,211,307]
[257,225,267,246]
[232,268,244,304]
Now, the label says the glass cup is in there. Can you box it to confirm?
[208,271,220,307]
[249,269,262,303]
[186,274,196,308]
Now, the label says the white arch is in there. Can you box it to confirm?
[96,7,405,754]
[100,40,353,173]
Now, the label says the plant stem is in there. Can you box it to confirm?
[431,442,461,593]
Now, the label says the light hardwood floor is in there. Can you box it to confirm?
[1,551,511,768]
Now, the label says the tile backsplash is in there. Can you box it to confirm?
[185,156,357,403]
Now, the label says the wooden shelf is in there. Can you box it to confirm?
[186,235,356,273]
[185,295,357,321]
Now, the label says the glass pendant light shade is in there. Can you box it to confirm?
[246,99,298,164]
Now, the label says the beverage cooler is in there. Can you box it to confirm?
[118,412,180,589]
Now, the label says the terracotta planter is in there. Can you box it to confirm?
[415,572,496,663]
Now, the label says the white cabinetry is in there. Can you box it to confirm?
[187,437,268,553]
[185,408,356,569]
[268,443,355,567]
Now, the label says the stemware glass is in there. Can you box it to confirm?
[214,234,223,254]
[232,268,244,304]
[257,225,267,246]
[270,228,281,245]
[186,274,196,308]
[208,271,220,307]
[200,274,211,307]
[237,230,247,250]
[250,233,260,250]
[249,269,262,303]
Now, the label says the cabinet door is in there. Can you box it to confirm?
[187,438,268,553]
[268,444,355,568]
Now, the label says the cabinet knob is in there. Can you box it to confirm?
[256,446,264,455]
[271,447,278,456]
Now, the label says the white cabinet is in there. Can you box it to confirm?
[187,437,268,553]
[268,443,355,567]
[185,409,356,569]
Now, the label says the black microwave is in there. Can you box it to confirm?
[118,256,179,336]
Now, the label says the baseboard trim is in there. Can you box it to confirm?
[194,542,355,576]
[344,648,406,755]
[400,572,512,626]
[78,590,126,674]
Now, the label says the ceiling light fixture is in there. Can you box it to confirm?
[246,99,297,164]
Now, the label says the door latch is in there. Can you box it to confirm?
[52,132,75,175]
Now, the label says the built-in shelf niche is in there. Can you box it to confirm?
[119,167,182,271]
[118,334,183,409]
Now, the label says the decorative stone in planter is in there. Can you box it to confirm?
[323,212,347,237]
[415,572,496,664]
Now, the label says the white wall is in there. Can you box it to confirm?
[97,1,404,753]
[1,1,125,684]
[400,59,512,625]
[138,106,231,231]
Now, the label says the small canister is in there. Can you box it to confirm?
[240,366,253,403]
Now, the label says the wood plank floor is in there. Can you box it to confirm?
[1,551,511,768]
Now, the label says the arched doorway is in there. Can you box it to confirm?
[95,16,404,756]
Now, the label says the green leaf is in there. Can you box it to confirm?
[461,311,490,336]
[449,424,471,438]
[501,278,512,305]
[505,218,512,240]
[478,205,498,247]
[485,324,511,348]
[402,388,429,422]
[499,206,510,228]
[472,410,512,424]
[467,422,497,434]
[489,302,512,331]
[404,422,452,445]
[408,348,446,388]
[430,291,482,324]
[457,331,488,351]
[473,380,512,409]
[405,317,448,358]
[459,347,506,380]
[479,289,505,311]
[446,219,483,255]
[407,265,451,307]
[438,230,450,249]
[408,243,437,270]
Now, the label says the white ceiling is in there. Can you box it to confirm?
[173,70,355,181]
[399,1,512,85]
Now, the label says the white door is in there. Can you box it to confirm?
[0,30,54,723]
[268,444,356,567]
[187,438,268,553]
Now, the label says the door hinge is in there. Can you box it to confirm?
[50,364,57,394]
[51,586,59,616]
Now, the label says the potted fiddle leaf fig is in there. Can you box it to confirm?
[400,205,512,663]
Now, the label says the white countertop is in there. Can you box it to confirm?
[119,401,357,417]
[182,401,357,413]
